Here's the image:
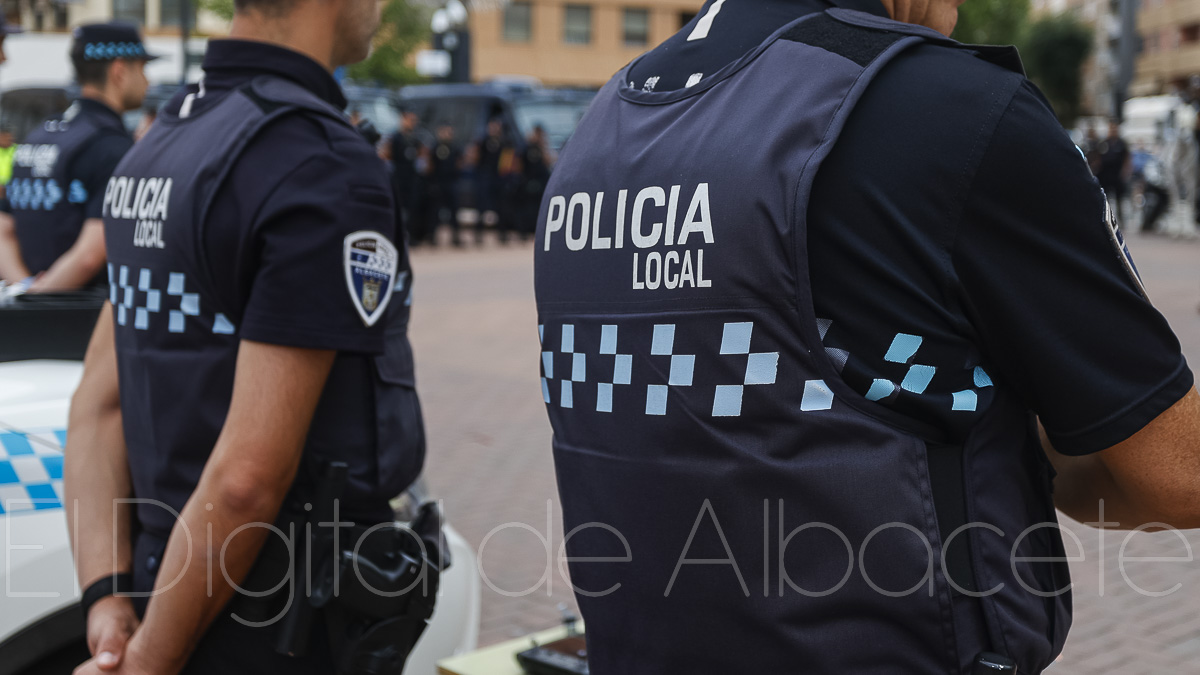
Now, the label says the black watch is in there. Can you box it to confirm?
[80,572,134,619]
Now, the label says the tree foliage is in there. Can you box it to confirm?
[346,0,432,86]
[197,0,430,87]
[198,0,234,21]
[953,0,1030,47]
[1023,14,1094,126]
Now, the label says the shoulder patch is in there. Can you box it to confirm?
[1103,195,1148,299]
[344,231,399,326]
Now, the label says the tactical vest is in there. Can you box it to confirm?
[11,100,126,275]
[535,10,1068,674]
[103,75,423,538]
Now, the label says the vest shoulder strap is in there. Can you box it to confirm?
[787,9,1026,76]
[244,75,350,125]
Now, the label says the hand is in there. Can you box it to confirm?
[83,595,140,671]
[73,635,155,675]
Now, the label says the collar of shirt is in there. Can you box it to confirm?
[201,39,347,110]
[75,97,124,126]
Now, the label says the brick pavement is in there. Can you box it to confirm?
[408,232,1200,669]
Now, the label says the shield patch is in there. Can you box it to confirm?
[1102,194,1149,300]
[344,231,399,326]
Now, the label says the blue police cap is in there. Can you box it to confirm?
[71,22,160,62]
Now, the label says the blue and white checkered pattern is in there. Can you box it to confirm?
[0,429,66,516]
[713,321,787,416]
[83,42,147,61]
[596,324,632,413]
[647,324,694,416]
[560,324,586,409]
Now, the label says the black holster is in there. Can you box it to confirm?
[318,502,449,675]
[274,462,450,675]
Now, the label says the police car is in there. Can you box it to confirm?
[0,292,480,675]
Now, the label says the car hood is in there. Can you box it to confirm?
[0,360,82,431]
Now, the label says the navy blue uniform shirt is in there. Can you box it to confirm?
[630,0,1192,454]
[69,99,133,219]
[183,39,391,354]
[108,39,411,539]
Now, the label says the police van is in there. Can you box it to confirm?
[0,292,480,675]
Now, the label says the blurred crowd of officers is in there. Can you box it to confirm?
[367,110,556,248]
[1081,110,1200,239]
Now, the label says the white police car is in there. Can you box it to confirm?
[0,292,480,675]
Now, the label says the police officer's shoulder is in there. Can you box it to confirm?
[240,79,383,176]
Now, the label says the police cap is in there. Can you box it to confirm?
[71,22,160,62]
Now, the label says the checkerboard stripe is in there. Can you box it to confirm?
[0,428,67,516]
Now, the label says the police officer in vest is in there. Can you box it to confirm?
[0,12,26,288]
[0,23,149,294]
[535,0,1200,673]
[63,0,435,672]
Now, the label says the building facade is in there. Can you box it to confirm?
[467,0,703,87]
[1135,0,1200,94]
[12,0,225,36]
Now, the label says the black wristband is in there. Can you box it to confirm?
[80,572,133,620]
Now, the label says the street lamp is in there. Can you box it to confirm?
[430,1,471,83]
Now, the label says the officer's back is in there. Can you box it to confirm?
[535,0,1200,673]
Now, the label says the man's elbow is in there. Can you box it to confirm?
[210,471,292,522]
[76,241,108,276]
[1132,488,1200,530]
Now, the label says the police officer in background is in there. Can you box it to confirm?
[473,117,513,243]
[517,124,551,240]
[391,109,426,242]
[64,0,432,671]
[535,0,1200,673]
[0,13,24,286]
[0,23,149,293]
[428,123,462,246]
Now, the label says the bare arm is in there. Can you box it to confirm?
[66,303,133,586]
[120,341,335,674]
[0,211,31,283]
[30,218,106,292]
[1047,387,1200,529]
[64,304,140,668]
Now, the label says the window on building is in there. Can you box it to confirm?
[680,12,697,29]
[564,4,592,45]
[112,0,146,24]
[504,1,533,42]
[160,0,199,28]
[1182,23,1200,44]
[624,8,650,46]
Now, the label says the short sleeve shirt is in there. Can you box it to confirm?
[628,0,1192,455]
[178,40,397,355]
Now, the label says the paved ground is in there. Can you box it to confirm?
[407,231,1200,669]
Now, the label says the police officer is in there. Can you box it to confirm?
[0,23,150,293]
[64,0,431,672]
[0,13,26,287]
[473,117,513,243]
[517,124,551,239]
[535,0,1200,673]
[427,123,462,246]
[391,109,427,243]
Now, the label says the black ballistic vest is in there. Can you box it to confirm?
[535,11,1068,674]
[11,100,126,275]
[103,76,424,538]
